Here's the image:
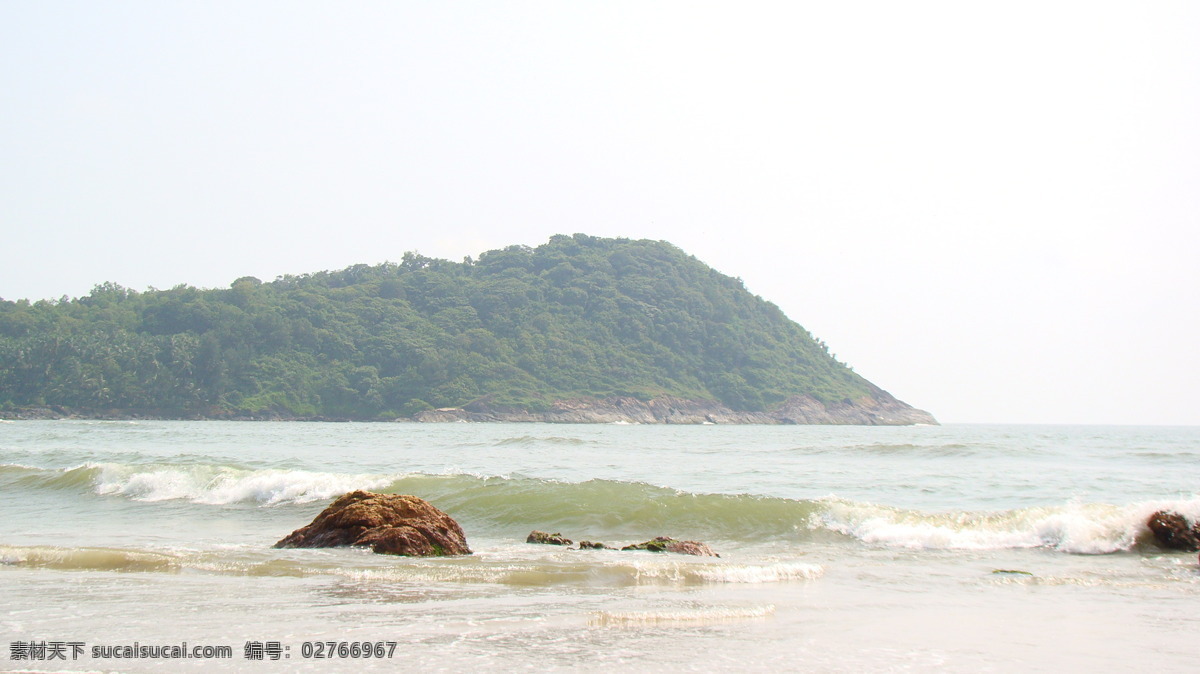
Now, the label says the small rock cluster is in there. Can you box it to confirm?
[525,530,718,556]
[272,494,721,559]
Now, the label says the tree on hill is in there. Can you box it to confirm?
[0,234,884,419]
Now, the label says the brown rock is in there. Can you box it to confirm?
[274,491,470,556]
[621,536,719,557]
[526,530,572,546]
[664,540,719,557]
[1146,510,1200,551]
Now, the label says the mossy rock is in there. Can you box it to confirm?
[621,536,718,557]
[526,530,572,546]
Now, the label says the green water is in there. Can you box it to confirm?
[2,421,1198,671]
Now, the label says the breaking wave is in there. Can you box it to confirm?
[811,497,1200,554]
[91,463,395,505]
[2,462,394,505]
[0,545,182,573]
[4,461,1197,553]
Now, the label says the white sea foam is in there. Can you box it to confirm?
[336,563,605,587]
[331,557,824,588]
[623,559,823,584]
[589,604,775,626]
[688,561,824,583]
[813,497,1200,554]
[89,463,393,505]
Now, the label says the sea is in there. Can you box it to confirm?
[1,420,1198,672]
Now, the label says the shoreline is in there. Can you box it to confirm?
[0,394,938,426]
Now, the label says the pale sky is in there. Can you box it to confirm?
[2,2,1197,425]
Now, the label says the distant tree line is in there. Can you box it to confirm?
[0,234,874,419]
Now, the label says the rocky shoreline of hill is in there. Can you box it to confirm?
[413,393,937,426]
[2,393,936,425]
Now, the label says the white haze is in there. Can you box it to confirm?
[2,2,1197,425]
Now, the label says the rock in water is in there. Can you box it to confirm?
[274,490,471,556]
[665,540,720,557]
[1146,510,1200,551]
[621,536,719,557]
[577,541,615,550]
[526,530,573,545]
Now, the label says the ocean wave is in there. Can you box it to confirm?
[91,463,396,505]
[493,435,590,447]
[2,463,102,491]
[335,557,821,587]
[2,461,395,505]
[412,476,823,540]
[784,441,997,458]
[811,497,1200,554]
[6,461,1198,554]
[842,442,981,457]
[0,544,181,573]
[620,559,824,584]
[0,543,820,588]
[337,560,813,587]
[0,463,42,476]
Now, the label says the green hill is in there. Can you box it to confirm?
[0,234,933,423]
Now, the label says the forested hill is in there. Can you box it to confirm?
[0,234,934,424]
